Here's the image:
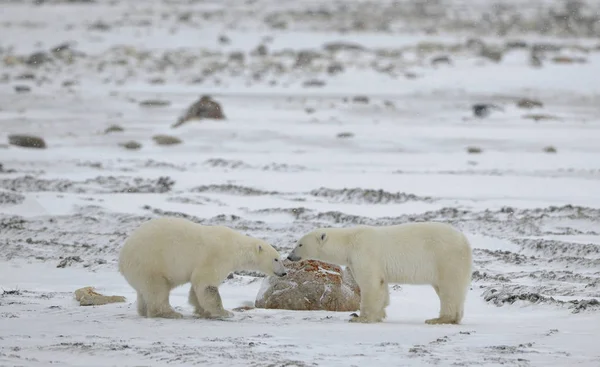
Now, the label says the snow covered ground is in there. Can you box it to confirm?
[1,0,600,366]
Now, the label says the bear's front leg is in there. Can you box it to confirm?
[188,286,210,318]
[349,274,388,323]
[192,284,234,319]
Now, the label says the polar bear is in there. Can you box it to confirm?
[118,216,287,319]
[287,222,472,325]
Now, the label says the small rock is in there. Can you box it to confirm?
[152,134,182,146]
[505,40,528,49]
[8,134,46,149]
[479,47,503,62]
[51,43,71,53]
[229,52,245,63]
[255,259,360,312]
[303,79,326,88]
[139,99,171,107]
[530,52,543,68]
[57,256,83,268]
[119,141,142,150]
[337,132,354,139]
[74,286,126,306]
[178,12,192,22]
[14,85,31,93]
[352,96,369,104]
[218,34,231,45]
[89,21,111,31]
[522,114,559,121]
[62,80,76,87]
[148,77,165,85]
[431,55,452,66]
[517,98,543,109]
[552,56,586,64]
[294,50,320,68]
[466,146,483,154]
[26,52,52,66]
[232,305,255,312]
[323,42,365,52]
[472,103,502,118]
[543,146,557,153]
[327,63,344,75]
[253,44,268,56]
[104,125,124,134]
[172,95,225,128]
[15,73,36,80]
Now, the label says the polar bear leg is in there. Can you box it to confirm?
[191,284,234,319]
[350,273,388,323]
[188,286,209,318]
[375,284,390,321]
[136,292,147,317]
[426,283,466,325]
[142,276,183,319]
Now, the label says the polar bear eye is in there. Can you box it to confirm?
[298,244,303,247]
[274,258,279,262]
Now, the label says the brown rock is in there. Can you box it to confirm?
[14,85,31,93]
[104,124,124,134]
[119,140,142,150]
[74,286,126,306]
[172,95,225,128]
[255,259,360,312]
[522,114,560,121]
[466,146,482,154]
[139,99,171,107]
[152,134,182,145]
[517,98,543,109]
[8,134,46,149]
[337,132,354,139]
[303,79,326,88]
[552,56,587,64]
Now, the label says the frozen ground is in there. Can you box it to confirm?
[1,0,600,366]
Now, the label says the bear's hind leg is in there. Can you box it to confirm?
[143,276,183,319]
[188,285,209,318]
[136,292,147,317]
[426,283,466,325]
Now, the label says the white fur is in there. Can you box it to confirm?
[288,222,473,324]
[118,216,286,319]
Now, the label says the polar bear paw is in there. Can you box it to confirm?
[150,310,184,319]
[208,310,234,319]
[348,313,376,323]
[425,316,459,325]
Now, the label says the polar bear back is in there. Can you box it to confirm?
[351,222,472,285]
[118,217,239,287]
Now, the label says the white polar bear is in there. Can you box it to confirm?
[287,222,472,325]
[118,216,287,319]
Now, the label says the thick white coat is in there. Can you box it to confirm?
[288,222,473,324]
[118,216,286,319]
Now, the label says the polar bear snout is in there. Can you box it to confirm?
[287,252,302,262]
[273,258,288,277]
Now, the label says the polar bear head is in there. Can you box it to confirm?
[287,229,337,263]
[252,239,288,277]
